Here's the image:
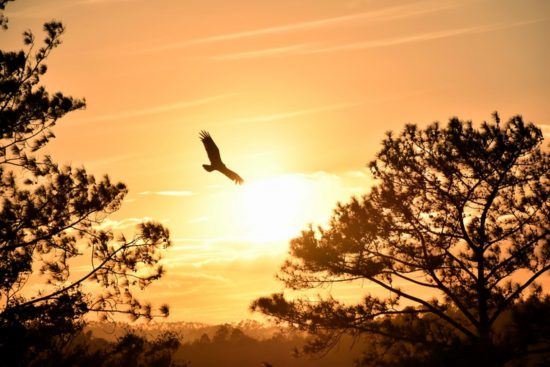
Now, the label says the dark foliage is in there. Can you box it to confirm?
[0,2,171,365]
[101,332,186,367]
[39,322,365,367]
[38,331,187,367]
[0,1,13,30]
[143,322,365,367]
[176,324,360,367]
[253,114,549,367]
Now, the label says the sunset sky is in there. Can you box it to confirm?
[2,0,549,323]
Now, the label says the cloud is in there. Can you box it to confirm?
[301,19,546,55]
[163,237,285,268]
[164,170,373,266]
[188,216,209,224]
[93,216,153,230]
[143,255,286,322]
[75,93,238,124]
[220,102,363,126]
[139,190,195,197]
[346,170,369,178]
[162,272,233,285]
[216,91,426,125]
[211,19,546,60]
[210,43,316,61]
[140,1,456,52]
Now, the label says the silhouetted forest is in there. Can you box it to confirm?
[15,315,550,367]
[26,321,366,367]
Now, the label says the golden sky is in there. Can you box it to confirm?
[2,0,550,323]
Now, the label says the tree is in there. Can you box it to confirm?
[0,2,171,364]
[0,1,14,30]
[253,114,549,367]
[38,331,188,367]
[100,332,187,367]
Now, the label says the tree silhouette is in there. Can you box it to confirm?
[253,114,549,366]
[101,332,187,367]
[0,2,171,364]
[35,331,188,367]
[0,1,14,30]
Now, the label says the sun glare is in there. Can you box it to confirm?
[238,175,319,244]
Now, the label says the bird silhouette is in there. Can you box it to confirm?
[199,130,244,184]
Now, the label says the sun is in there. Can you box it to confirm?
[239,175,315,244]
[216,171,357,252]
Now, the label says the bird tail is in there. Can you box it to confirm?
[221,167,244,185]
[202,164,214,172]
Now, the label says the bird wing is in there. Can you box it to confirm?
[220,166,244,185]
[199,130,222,165]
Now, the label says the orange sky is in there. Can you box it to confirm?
[2,0,549,323]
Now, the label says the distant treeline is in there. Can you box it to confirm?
[63,321,364,367]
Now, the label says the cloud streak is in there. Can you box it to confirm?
[141,1,456,52]
[302,19,546,55]
[210,43,316,61]
[220,102,364,126]
[188,216,209,224]
[216,91,428,125]
[140,190,195,197]
[75,93,238,124]
[93,216,154,230]
[211,19,546,60]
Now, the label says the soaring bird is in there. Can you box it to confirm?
[199,130,244,184]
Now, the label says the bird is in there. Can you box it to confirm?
[199,130,244,184]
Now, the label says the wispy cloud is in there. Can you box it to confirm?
[211,43,316,61]
[141,1,456,53]
[93,216,154,230]
[346,170,369,178]
[188,216,209,224]
[75,93,238,124]
[211,19,546,60]
[173,272,232,285]
[302,19,546,55]
[221,102,363,126]
[139,190,195,197]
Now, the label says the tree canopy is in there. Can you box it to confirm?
[0,2,171,364]
[253,114,549,367]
